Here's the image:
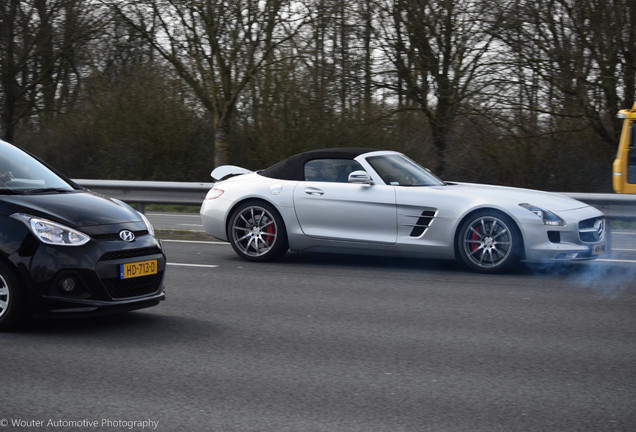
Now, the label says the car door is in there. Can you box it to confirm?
[292,158,397,244]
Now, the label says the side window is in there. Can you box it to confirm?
[304,159,364,183]
[629,123,636,184]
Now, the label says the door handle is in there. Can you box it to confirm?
[304,187,324,196]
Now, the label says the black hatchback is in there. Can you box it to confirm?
[0,140,166,330]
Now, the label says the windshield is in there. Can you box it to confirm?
[0,141,75,194]
[366,154,444,186]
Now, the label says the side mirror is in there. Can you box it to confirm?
[348,170,373,185]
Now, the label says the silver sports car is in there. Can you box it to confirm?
[200,148,606,273]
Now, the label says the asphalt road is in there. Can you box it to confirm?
[2,214,636,432]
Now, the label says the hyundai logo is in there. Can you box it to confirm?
[119,230,135,242]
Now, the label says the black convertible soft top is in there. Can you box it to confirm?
[259,148,379,181]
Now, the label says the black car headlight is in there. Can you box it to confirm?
[11,213,90,246]
[519,203,565,226]
[138,211,156,237]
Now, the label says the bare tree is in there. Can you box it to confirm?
[377,0,499,175]
[492,0,635,147]
[0,0,104,142]
[107,0,306,167]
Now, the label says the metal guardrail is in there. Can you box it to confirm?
[559,192,636,221]
[74,179,636,221]
[76,179,213,210]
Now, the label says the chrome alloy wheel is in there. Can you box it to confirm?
[0,274,9,320]
[0,261,25,330]
[231,206,279,258]
[461,215,513,269]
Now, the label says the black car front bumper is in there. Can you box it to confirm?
[11,229,167,318]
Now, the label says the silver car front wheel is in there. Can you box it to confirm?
[457,211,521,273]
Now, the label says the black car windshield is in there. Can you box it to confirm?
[366,154,445,186]
[0,141,75,194]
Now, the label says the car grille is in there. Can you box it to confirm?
[578,217,605,243]
[103,273,164,299]
[99,246,165,299]
[101,247,163,261]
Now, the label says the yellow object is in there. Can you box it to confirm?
[120,259,158,279]
[612,102,636,193]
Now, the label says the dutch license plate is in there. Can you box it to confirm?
[593,243,606,255]
[120,259,158,279]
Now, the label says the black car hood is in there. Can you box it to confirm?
[1,190,142,228]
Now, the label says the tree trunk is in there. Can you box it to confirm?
[431,122,448,176]
[214,126,229,167]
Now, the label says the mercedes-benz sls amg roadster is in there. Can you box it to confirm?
[200,148,606,273]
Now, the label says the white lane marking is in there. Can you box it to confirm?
[597,259,636,264]
[162,239,229,245]
[168,263,219,268]
[148,212,202,217]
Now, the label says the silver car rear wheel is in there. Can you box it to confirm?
[228,201,288,261]
[458,211,521,273]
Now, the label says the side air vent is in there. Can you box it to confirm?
[408,210,437,237]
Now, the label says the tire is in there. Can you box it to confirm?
[0,261,26,331]
[457,210,522,273]
[227,201,288,262]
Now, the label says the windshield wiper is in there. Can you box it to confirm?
[24,187,74,195]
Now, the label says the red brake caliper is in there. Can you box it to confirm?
[470,227,480,254]
[265,219,275,243]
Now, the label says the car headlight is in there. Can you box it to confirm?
[11,213,90,246]
[519,203,565,226]
[138,211,155,237]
